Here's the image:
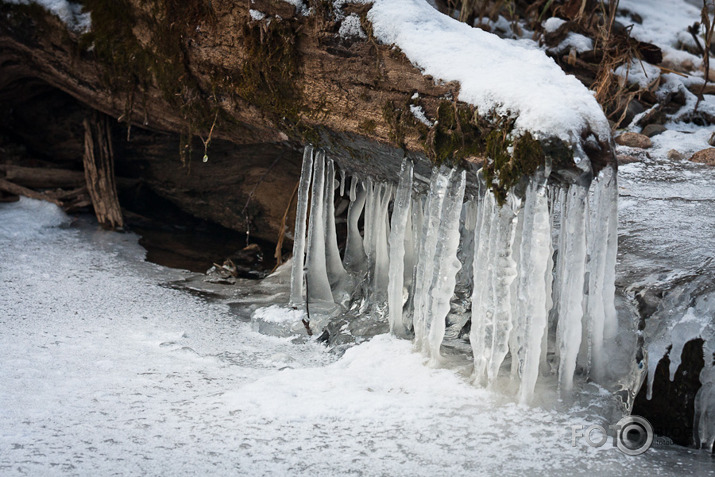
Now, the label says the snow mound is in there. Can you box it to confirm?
[368,0,610,144]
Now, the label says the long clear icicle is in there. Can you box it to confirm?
[325,159,347,290]
[414,168,453,351]
[556,184,588,395]
[486,196,519,386]
[387,160,413,336]
[427,170,466,365]
[471,191,496,385]
[305,151,334,303]
[289,146,314,307]
[343,177,367,272]
[517,181,552,404]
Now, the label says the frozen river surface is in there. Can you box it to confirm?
[0,198,713,476]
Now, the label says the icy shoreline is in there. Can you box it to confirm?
[0,198,712,475]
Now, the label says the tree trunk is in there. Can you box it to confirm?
[83,113,124,230]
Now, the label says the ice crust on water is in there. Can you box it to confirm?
[291,146,621,404]
[3,199,711,474]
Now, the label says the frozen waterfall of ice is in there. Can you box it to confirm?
[290,147,623,403]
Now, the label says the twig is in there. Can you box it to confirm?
[695,1,715,114]
[302,269,312,336]
[273,179,300,270]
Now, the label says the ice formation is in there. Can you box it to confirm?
[290,146,620,403]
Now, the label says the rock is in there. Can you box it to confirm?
[620,99,645,127]
[667,149,685,161]
[615,132,652,149]
[690,148,715,166]
[632,338,706,447]
[617,154,640,165]
[635,105,666,128]
[641,124,666,137]
[709,132,715,146]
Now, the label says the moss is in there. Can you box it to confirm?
[235,19,300,124]
[428,101,483,165]
[76,0,223,166]
[358,119,377,135]
[382,101,406,149]
[483,127,544,205]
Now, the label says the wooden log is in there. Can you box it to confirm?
[82,113,124,230]
[0,177,63,206]
[0,165,85,189]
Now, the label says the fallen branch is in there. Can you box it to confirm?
[0,178,63,206]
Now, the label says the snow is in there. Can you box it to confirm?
[249,9,265,21]
[614,61,662,89]
[2,198,714,474]
[4,0,90,32]
[618,0,703,67]
[544,17,566,33]
[368,0,610,143]
[338,13,366,39]
[280,0,310,16]
[551,33,594,55]
[410,104,434,127]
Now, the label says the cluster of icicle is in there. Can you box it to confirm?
[290,146,619,404]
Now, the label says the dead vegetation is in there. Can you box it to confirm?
[437,0,715,130]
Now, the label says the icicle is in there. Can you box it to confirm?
[339,168,346,197]
[509,200,526,381]
[556,184,588,395]
[289,146,314,307]
[426,170,466,365]
[372,183,393,299]
[584,168,617,381]
[470,191,496,385]
[413,168,453,351]
[324,158,347,289]
[486,195,519,386]
[343,179,367,272]
[517,181,552,404]
[305,151,333,303]
[694,358,715,452]
[388,159,413,336]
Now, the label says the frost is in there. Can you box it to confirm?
[249,9,265,21]
[338,13,367,39]
[409,104,434,127]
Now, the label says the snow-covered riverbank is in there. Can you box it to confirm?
[0,198,712,475]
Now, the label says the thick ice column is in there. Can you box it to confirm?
[427,170,466,365]
[517,182,553,404]
[324,158,347,288]
[486,195,519,386]
[583,168,617,381]
[305,151,334,303]
[372,183,393,299]
[388,159,414,336]
[343,177,367,272]
[470,191,496,385]
[413,168,453,351]
[556,184,588,395]
[289,146,314,307]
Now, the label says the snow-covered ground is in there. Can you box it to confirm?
[1,198,713,475]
